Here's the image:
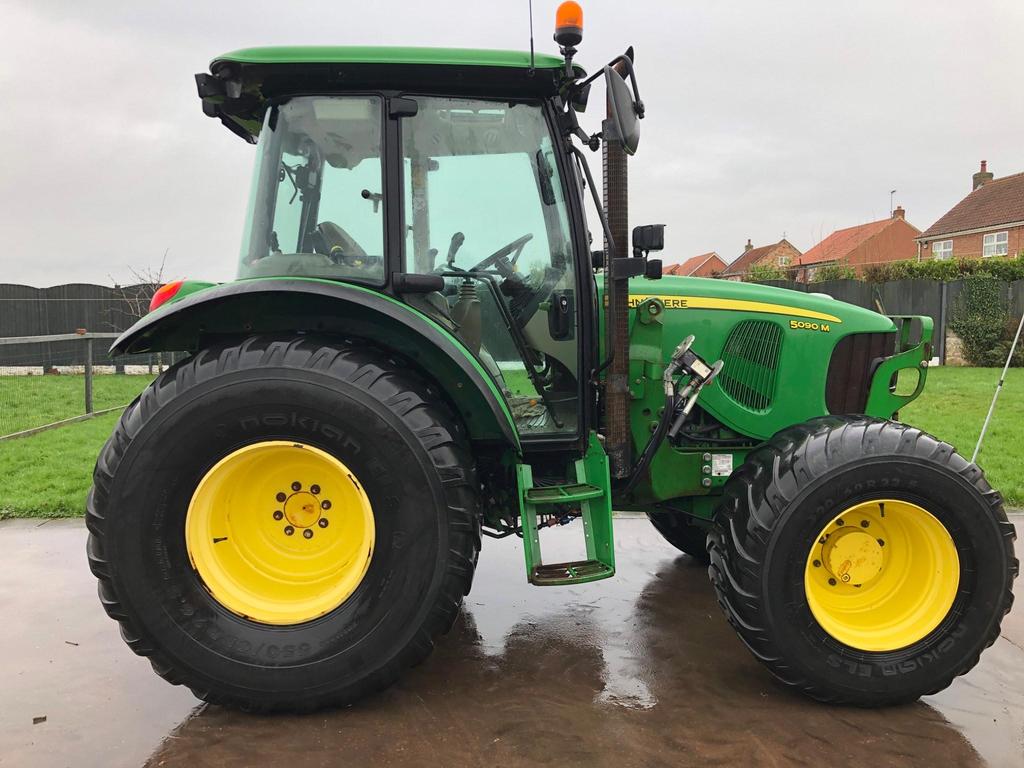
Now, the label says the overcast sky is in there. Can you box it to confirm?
[1,0,1020,287]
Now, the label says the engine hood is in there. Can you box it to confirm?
[625,275,895,333]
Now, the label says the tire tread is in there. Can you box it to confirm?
[708,415,1017,706]
[87,335,482,712]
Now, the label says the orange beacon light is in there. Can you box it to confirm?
[554,2,584,47]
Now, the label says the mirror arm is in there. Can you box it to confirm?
[575,49,645,119]
[558,102,602,151]
[569,144,620,380]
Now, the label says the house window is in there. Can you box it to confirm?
[932,240,953,260]
[778,255,791,267]
[983,231,1008,257]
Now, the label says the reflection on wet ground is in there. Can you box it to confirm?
[1,516,1022,767]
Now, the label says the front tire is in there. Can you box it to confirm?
[87,336,480,712]
[647,511,711,564]
[709,416,1017,706]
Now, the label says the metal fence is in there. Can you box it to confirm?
[753,278,1024,363]
[0,332,170,440]
[0,283,154,342]
[1,278,1022,436]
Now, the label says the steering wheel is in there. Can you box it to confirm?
[467,233,534,277]
[315,221,370,267]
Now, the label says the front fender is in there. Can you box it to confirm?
[865,315,933,418]
[112,277,520,450]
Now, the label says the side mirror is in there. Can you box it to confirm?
[605,66,640,155]
[632,224,665,255]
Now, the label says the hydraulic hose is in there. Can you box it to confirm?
[618,338,695,497]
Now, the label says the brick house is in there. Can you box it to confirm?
[719,238,801,281]
[916,162,1024,261]
[793,208,920,281]
[663,251,727,277]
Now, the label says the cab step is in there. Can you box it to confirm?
[531,560,615,586]
[524,483,604,504]
[517,432,615,587]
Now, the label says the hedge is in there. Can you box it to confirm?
[948,276,1024,367]
[863,254,1024,283]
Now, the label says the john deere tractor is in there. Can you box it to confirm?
[89,3,1016,712]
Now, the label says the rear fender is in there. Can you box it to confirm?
[111,278,520,450]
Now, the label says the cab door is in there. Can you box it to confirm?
[397,96,583,438]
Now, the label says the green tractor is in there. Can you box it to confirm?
[89,3,1016,712]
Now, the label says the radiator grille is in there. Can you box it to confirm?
[825,332,896,414]
[718,320,784,412]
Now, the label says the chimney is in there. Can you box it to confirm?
[892,205,905,220]
[744,238,753,252]
[973,160,993,190]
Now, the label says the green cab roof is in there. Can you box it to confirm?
[213,46,566,70]
[199,46,579,142]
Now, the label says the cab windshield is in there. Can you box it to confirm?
[239,96,386,282]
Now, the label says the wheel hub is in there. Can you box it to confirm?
[185,441,375,625]
[283,490,323,530]
[821,528,884,586]
[803,499,960,652]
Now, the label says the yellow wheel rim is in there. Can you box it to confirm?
[185,441,375,625]
[804,499,959,652]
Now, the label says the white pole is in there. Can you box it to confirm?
[972,310,1024,462]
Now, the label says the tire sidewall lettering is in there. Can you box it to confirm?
[110,372,446,680]
[765,457,1000,690]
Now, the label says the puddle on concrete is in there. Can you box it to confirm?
[0,519,200,768]
[1,516,1021,767]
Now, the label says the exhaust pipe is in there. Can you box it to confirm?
[602,51,633,479]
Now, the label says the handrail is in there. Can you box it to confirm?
[0,332,120,346]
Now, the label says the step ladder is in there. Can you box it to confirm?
[516,433,615,586]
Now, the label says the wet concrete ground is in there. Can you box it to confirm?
[1,515,1022,768]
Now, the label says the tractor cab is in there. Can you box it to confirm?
[193,10,651,446]
[235,86,585,435]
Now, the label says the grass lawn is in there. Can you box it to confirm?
[900,367,1024,506]
[0,411,120,517]
[0,374,153,436]
[0,367,1021,518]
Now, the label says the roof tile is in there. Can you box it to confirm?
[721,245,775,275]
[920,172,1024,239]
[795,218,894,266]
[665,252,723,276]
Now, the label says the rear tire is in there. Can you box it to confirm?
[87,336,480,712]
[709,415,1017,706]
[647,511,711,564]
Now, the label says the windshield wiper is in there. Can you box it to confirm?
[535,150,556,206]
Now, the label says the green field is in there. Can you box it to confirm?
[0,367,1021,518]
[0,374,153,436]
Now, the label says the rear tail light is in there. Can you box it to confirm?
[149,280,184,312]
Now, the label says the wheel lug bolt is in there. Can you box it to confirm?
[303,529,313,539]
[276,492,287,503]
[273,510,284,521]
[291,481,302,492]
[836,519,845,527]
[311,484,321,495]
[828,577,837,586]
[877,538,885,547]
[284,525,295,536]
[813,559,821,568]
[318,518,329,528]
[860,520,869,528]
[818,537,826,544]
[321,500,332,510]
